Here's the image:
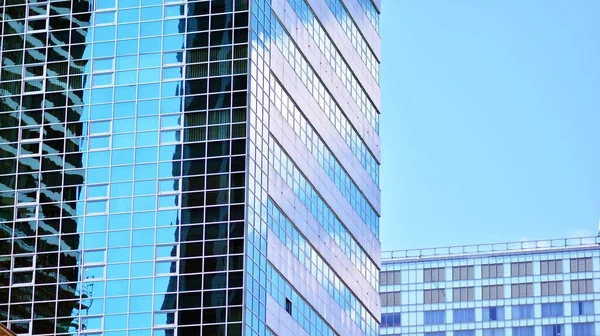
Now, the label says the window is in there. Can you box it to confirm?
[380,270,401,285]
[570,257,593,272]
[541,303,563,317]
[452,265,474,280]
[26,17,48,32]
[424,310,445,325]
[452,286,474,302]
[380,313,401,327]
[482,263,504,278]
[12,255,34,270]
[425,333,445,336]
[511,304,534,319]
[80,316,103,332]
[453,308,475,323]
[483,306,504,321]
[22,78,45,94]
[572,323,595,336]
[512,326,535,336]
[424,267,445,282]
[571,279,593,294]
[15,204,38,221]
[8,320,31,335]
[381,291,401,307]
[571,301,594,316]
[541,280,563,296]
[12,271,34,286]
[542,324,564,336]
[541,259,563,274]
[285,298,292,315]
[28,2,49,17]
[24,64,46,79]
[483,328,505,336]
[455,331,475,336]
[482,285,504,300]
[511,261,533,276]
[424,289,446,303]
[511,283,533,298]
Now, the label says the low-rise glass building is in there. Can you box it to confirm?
[380,237,600,336]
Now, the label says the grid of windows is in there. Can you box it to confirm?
[320,0,380,84]
[379,246,600,336]
[287,0,379,84]
[2,0,382,335]
[270,74,379,185]
[269,77,379,232]
[269,138,379,288]
[267,200,378,336]
[246,0,271,332]
[259,0,382,332]
[1,0,252,334]
[1,1,95,334]
[266,263,337,336]
[270,14,380,133]
[354,0,379,32]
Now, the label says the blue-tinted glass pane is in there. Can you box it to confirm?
[572,323,595,336]
[453,308,475,323]
[513,327,535,336]
[424,310,445,325]
[512,304,534,319]
[542,325,564,336]
[541,303,564,317]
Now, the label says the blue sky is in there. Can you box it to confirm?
[379,1,600,251]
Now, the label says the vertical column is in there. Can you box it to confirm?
[244,0,271,334]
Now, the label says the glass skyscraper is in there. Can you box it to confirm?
[380,237,600,336]
[0,0,381,335]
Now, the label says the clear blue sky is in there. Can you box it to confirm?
[379,1,600,251]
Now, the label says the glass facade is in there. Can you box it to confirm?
[1,0,381,335]
[380,237,600,336]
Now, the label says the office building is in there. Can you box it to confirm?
[380,237,600,336]
[0,0,382,335]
